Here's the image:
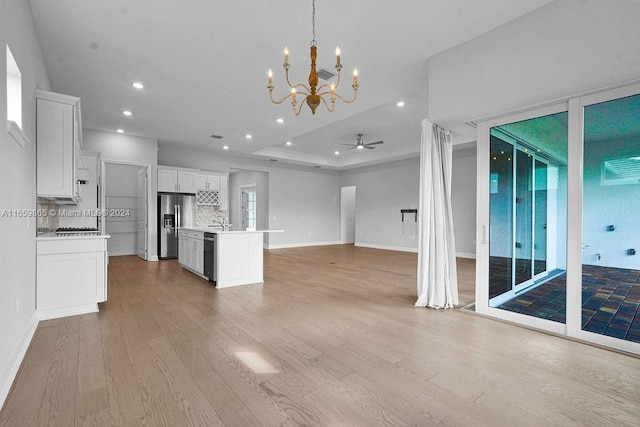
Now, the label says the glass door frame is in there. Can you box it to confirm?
[476,103,568,336]
[476,81,640,355]
[568,82,640,354]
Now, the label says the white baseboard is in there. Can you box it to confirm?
[456,252,476,259]
[36,303,99,321]
[0,312,39,409]
[266,241,342,250]
[355,243,419,253]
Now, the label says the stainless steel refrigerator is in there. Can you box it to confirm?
[158,193,196,259]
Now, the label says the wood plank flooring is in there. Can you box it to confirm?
[1,245,639,426]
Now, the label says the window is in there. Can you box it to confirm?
[6,45,22,129]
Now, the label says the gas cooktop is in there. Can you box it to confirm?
[54,227,100,236]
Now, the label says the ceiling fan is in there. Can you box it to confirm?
[342,133,384,150]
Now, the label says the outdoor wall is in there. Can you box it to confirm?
[583,136,640,269]
[340,158,420,252]
[0,0,52,406]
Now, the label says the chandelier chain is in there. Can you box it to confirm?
[311,0,317,46]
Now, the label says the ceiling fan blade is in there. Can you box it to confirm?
[340,143,357,146]
[367,140,384,145]
[364,145,375,150]
[347,146,358,150]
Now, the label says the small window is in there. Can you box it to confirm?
[6,45,22,129]
[601,156,640,186]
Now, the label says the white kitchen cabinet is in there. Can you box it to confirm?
[219,175,229,211]
[157,167,197,193]
[178,229,204,275]
[158,168,177,192]
[36,236,109,320]
[36,90,84,203]
[196,173,220,191]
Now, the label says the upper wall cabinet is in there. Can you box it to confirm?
[36,90,84,203]
[157,167,197,193]
[196,173,220,191]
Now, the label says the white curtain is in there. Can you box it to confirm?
[415,120,459,309]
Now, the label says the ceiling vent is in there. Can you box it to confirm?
[317,68,335,81]
[313,165,321,168]
[269,159,278,162]
[209,134,224,139]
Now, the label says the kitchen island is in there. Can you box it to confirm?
[179,227,281,288]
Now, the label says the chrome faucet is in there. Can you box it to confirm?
[211,218,230,231]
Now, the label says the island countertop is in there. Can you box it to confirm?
[180,227,283,234]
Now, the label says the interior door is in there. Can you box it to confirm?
[137,168,148,260]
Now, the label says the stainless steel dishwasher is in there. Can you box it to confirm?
[203,232,216,282]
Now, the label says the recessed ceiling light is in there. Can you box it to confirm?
[334,151,340,155]
[222,145,229,150]
[132,82,144,89]
[276,118,284,124]
[123,110,132,116]
[286,141,292,146]
[116,129,124,134]
[245,134,252,139]
[396,101,405,107]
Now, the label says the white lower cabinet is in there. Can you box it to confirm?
[36,236,109,320]
[178,229,204,275]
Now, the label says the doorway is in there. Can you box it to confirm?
[102,162,149,257]
[137,168,148,260]
[340,186,356,244]
[241,185,257,230]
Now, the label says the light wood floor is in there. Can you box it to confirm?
[1,245,639,426]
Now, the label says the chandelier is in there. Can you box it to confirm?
[267,0,358,116]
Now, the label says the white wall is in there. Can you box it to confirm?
[451,147,477,257]
[83,129,159,260]
[428,0,640,139]
[340,158,420,252]
[159,146,341,248]
[0,0,52,406]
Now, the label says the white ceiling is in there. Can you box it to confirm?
[28,0,554,170]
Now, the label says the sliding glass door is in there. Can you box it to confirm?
[488,114,567,311]
[478,82,640,354]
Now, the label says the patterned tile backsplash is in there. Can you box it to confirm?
[196,205,227,226]
[36,198,60,233]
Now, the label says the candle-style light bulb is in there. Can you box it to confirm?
[335,46,341,66]
[268,69,273,86]
[353,67,358,77]
[353,67,359,86]
[330,82,335,100]
[284,46,289,63]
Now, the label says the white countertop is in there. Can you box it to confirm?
[36,233,111,241]
[181,227,283,234]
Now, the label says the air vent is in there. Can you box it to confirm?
[317,68,335,81]
[313,165,321,168]
[269,159,278,162]
[209,134,224,139]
